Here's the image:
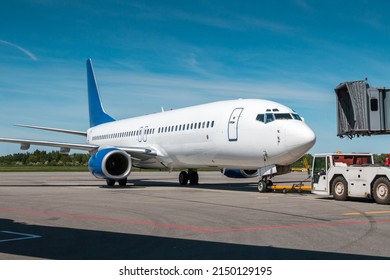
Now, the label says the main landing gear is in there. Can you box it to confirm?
[106,178,128,187]
[179,169,199,185]
[257,177,273,193]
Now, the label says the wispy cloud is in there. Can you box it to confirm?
[93,68,331,114]
[0,40,38,61]
[294,0,313,11]
[176,12,295,34]
[236,15,296,34]
[129,3,296,34]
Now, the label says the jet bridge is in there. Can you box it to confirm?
[335,80,390,138]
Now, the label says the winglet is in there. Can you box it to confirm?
[86,59,115,127]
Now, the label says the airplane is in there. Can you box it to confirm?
[0,59,316,192]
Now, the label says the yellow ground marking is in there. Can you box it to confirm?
[344,210,390,216]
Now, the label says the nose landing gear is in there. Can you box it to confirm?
[257,177,273,193]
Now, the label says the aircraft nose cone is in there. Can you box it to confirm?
[285,123,316,157]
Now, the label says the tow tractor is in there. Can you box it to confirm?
[310,80,390,204]
[311,152,390,204]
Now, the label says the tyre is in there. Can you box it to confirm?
[118,178,127,186]
[373,177,390,205]
[257,180,268,193]
[106,179,115,186]
[189,171,199,185]
[179,171,189,185]
[332,176,348,201]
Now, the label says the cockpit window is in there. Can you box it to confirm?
[257,112,302,124]
[291,113,302,121]
[256,114,264,122]
[265,113,275,123]
[274,113,293,120]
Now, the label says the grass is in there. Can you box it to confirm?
[0,166,89,172]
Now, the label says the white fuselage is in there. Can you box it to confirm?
[86,99,316,170]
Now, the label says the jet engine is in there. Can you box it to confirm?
[222,169,259,178]
[88,148,132,180]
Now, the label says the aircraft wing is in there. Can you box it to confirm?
[0,137,97,152]
[0,137,158,157]
[15,124,87,136]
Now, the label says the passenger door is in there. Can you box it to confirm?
[228,108,243,141]
[138,127,143,142]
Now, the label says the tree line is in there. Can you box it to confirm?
[0,150,90,167]
[0,150,389,168]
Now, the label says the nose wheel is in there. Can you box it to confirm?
[257,178,272,193]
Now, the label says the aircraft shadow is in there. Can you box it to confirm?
[0,179,311,194]
[104,179,315,194]
[103,179,259,192]
[0,218,387,260]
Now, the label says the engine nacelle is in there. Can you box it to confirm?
[222,169,259,178]
[88,148,132,180]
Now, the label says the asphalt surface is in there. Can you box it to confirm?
[0,171,389,260]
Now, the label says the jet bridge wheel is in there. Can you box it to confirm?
[332,176,348,201]
[373,177,390,205]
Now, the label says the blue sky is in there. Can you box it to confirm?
[1,0,390,156]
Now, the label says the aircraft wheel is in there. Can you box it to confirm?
[373,177,390,204]
[257,180,268,193]
[332,176,348,201]
[106,179,115,186]
[189,170,199,185]
[179,171,189,185]
[118,178,127,186]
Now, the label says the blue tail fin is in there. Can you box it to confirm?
[86,59,115,127]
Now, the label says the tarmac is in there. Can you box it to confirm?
[0,171,390,260]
